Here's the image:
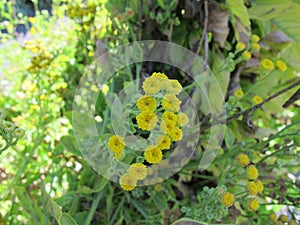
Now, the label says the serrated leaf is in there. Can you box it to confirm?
[226,0,250,27]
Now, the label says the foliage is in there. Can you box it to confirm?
[0,0,300,225]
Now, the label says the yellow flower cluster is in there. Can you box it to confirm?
[269,213,296,225]
[221,192,235,207]
[24,40,54,73]
[119,163,147,191]
[248,198,259,212]
[66,3,96,19]
[236,153,250,167]
[261,59,274,71]
[252,95,263,104]
[234,89,244,99]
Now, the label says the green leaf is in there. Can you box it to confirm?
[60,135,81,156]
[60,213,78,225]
[226,0,250,27]
[225,128,235,149]
[153,192,168,211]
[77,179,108,194]
[157,0,167,10]
[47,200,78,225]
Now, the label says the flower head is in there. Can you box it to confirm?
[177,112,189,126]
[276,60,287,72]
[251,34,260,43]
[162,94,181,112]
[269,213,277,222]
[142,77,164,95]
[234,89,244,99]
[144,145,163,164]
[3,122,15,133]
[242,51,251,60]
[246,165,259,180]
[162,111,177,123]
[136,95,157,111]
[165,79,183,95]
[169,126,183,141]
[156,135,171,150]
[247,181,258,195]
[255,179,264,194]
[128,163,147,180]
[151,72,168,80]
[236,42,245,51]
[251,43,261,52]
[247,198,259,211]
[119,173,137,191]
[14,128,25,138]
[160,119,176,135]
[236,153,250,167]
[221,192,235,207]
[261,59,274,70]
[108,135,125,154]
[279,215,288,223]
[252,95,263,104]
[136,111,158,131]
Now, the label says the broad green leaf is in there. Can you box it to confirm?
[47,200,62,222]
[282,42,300,71]
[60,213,78,225]
[248,0,293,20]
[226,0,250,27]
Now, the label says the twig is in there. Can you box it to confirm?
[138,0,143,41]
[200,79,300,132]
[196,0,209,56]
[168,21,174,42]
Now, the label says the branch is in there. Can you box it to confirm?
[196,0,209,57]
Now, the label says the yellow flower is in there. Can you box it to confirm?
[247,181,258,195]
[261,59,274,70]
[165,79,183,95]
[162,94,181,112]
[142,77,164,95]
[160,119,176,135]
[251,34,260,43]
[251,43,261,52]
[154,184,163,192]
[144,145,163,164]
[246,165,259,180]
[279,215,288,223]
[289,220,297,225]
[276,60,287,72]
[222,192,235,207]
[177,112,189,126]
[151,72,168,80]
[248,198,259,211]
[128,163,147,180]
[274,222,283,225]
[108,135,125,154]
[236,42,245,51]
[119,173,137,191]
[269,213,277,222]
[234,89,244,98]
[162,111,177,123]
[169,126,183,141]
[114,152,124,160]
[252,95,263,104]
[236,153,250,167]
[156,135,171,150]
[136,111,158,131]
[255,179,264,194]
[242,51,251,60]
[136,95,157,111]
[40,94,46,101]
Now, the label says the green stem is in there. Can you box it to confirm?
[84,190,106,225]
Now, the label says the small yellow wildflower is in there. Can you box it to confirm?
[154,184,163,192]
[144,145,163,164]
[119,173,137,191]
[269,213,278,222]
[279,215,288,223]
[108,135,125,154]
[242,51,251,60]
[169,126,183,141]
[289,220,297,225]
[160,119,176,135]
[142,77,164,95]
[151,72,168,80]
[261,59,274,71]
[221,192,235,207]
[253,95,263,104]
[276,60,287,72]
[165,79,183,95]
[162,111,177,123]
[236,153,250,167]
[136,95,157,111]
[114,152,124,160]
[251,43,261,52]
[236,42,245,51]
[234,89,244,98]
[255,179,264,194]
[248,198,259,211]
[177,112,189,126]
[246,165,259,180]
[251,34,260,43]
[274,222,283,225]
[156,135,171,150]
[128,163,147,180]
[40,94,46,101]
[136,111,158,131]
[247,181,258,195]
[162,94,181,112]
